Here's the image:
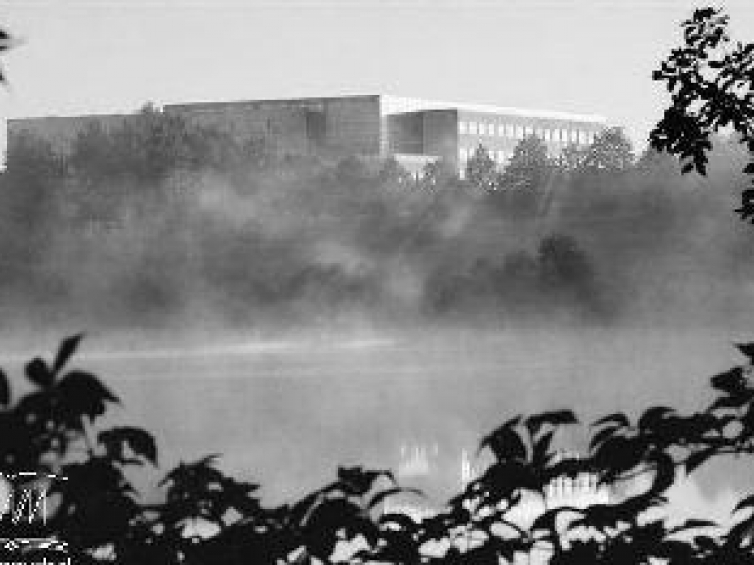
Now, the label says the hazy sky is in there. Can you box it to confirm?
[1,0,753,155]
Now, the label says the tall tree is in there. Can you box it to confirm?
[499,134,552,190]
[579,127,635,172]
[465,144,498,190]
[651,7,754,221]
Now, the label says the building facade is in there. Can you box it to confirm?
[6,94,607,174]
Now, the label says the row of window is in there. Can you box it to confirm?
[458,120,595,145]
[459,147,513,162]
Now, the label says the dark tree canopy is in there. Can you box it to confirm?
[651,7,754,221]
[3,336,754,564]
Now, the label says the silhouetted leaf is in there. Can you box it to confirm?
[480,423,527,462]
[733,493,754,514]
[98,427,158,466]
[57,370,119,422]
[735,342,754,363]
[638,406,675,431]
[592,412,631,429]
[590,424,622,452]
[526,409,578,435]
[26,357,53,388]
[368,486,422,510]
[685,447,717,474]
[669,518,717,534]
[336,466,394,497]
[711,367,746,393]
[0,368,9,406]
[53,333,85,375]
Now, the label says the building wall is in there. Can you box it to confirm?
[422,110,458,164]
[456,110,603,170]
[165,101,313,157]
[321,95,381,157]
[6,96,606,171]
[165,95,382,159]
[6,114,131,155]
[386,112,424,155]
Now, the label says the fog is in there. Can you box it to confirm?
[1,120,753,514]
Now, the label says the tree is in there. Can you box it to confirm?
[378,156,413,187]
[420,157,458,188]
[499,134,552,190]
[0,25,17,83]
[651,7,754,221]
[7,336,754,564]
[579,127,635,172]
[465,144,498,190]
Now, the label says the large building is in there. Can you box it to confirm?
[6,94,607,174]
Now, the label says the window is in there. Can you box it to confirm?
[571,130,578,143]
[469,122,478,134]
[506,124,514,137]
[460,147,468,160]
[497,150,505,161]
[489,123,495,135]
[544,129,551,141]
[459,121,467,135]
[525,125,533,136]
[498,124,505,136]
[579,130,587,145]
[516,125,524,139]
[536,128,543,138]
[561,129,568,142]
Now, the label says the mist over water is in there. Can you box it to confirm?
[1,120,754,512]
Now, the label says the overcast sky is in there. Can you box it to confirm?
[1,0,753,155]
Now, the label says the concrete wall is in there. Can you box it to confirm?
[321,96,381,157]
[165,101,313,157]
[386,112,423,155]
[422,110,458,164]
[6,114,131,155]
[165,95,382,159]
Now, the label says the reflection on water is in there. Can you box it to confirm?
[0,328,746,502]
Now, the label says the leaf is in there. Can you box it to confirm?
[98,427,158,466]
[0,368,9,406]
[368,486,423,510]
[525,409,578,435]
[480,424,527,462]
[590,424,621,452]
[337,466,394,496]
[638,406,675,430]
[735,342,754,362]
[733,493,754,514]
[57,370,120,422]
[592,412,631,429]
[684,447,717,474]
[52,333,85,375]
[669,518,717,534]
[26,357,53,388]
[710,367,746,393]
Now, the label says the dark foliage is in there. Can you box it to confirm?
[651,7,754,222]
[2,335,754,563]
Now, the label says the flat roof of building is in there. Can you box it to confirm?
[165,94,607,125]
[10,95,608,126]
[379,95,607,124]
